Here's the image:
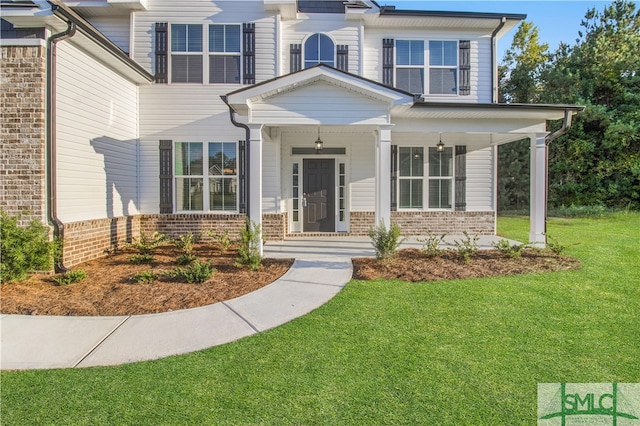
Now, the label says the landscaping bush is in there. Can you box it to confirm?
[452,231,479,264]
[491,239,527,259]
[168,260,215,283]
[51,270,87,286]
[418,233,447,257]
[368,220,404,261]
[237,219,262,270]
[129,253,154,264]
[0,211,56,282]
[126,232,168,255]
[130,271,158,284]
[174,232,200,255]
[176,253,197,265]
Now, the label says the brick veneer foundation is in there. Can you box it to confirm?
[262,213,287,241]
[0,45,46,226]
[140,214,247,242]
[391,211,495,235]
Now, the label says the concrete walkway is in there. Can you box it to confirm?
[1,235,507,370]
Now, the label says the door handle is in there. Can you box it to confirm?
[302,193,307,208]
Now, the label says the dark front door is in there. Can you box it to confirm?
[303,159,335,232]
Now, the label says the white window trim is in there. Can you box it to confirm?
[174,141,239,213]
[302,33,337,69]
[394,40,425,95]
[208,23,243,85]
[168,23,244,85]
[427,39,459,97]
[396,145,456,211]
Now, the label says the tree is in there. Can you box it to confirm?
[497,22,550,211]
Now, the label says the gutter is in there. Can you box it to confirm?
[543,108,575,235]
[220,95,250,216]
[491,17,507,103]
[46,17,76,273]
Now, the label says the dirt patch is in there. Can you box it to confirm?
[0,244,293,316]
[352,249,581,282]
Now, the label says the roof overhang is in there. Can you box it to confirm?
[225,64,415,116]
[1,0,153,84]
[406,101,584,121]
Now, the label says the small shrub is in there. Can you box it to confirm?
[418,233,447,257]
[129,253,154,264]
[174,232,200,255]
[452,231,479,264]
[491,239,527,259]
[51,269,87,286]
[1,211,56,282]
[368,220,404,261]
[546,234,574,255]
[216,230,234,252]
[169,260,215,283]
[237,219,262,270]
[131,271,158,284]
[126,232,168,255]
[176,253,197,265]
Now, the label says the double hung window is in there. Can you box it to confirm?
[171,24,203,83]
[209,24,241,83]
[429,40,458,95]
[428,147,453,209]
[395,40,424,94]
[175,142,238,212]
[398,147,424,209]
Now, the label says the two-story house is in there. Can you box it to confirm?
[0,0,582,266]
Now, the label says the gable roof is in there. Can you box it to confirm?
[225,64,416,115]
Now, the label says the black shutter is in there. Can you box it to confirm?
[382,38,394,87]
[159,140,173,213]
[155,23,168,83]
[459,40,471,96]
[238,140,247,214]
[337,44,349,72]
[290,44,302,73]
[391,145,398,211]
[455,145,467,211]
[243,23,255,84]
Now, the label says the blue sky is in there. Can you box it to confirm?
[384,1,613,60]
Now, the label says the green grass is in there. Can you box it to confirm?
[2,213,639,425]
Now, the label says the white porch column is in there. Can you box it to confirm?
[249,124,264,255]
[375,125,393,227]
[530,133,547,247]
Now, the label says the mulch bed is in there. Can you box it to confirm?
[352,249,581,282]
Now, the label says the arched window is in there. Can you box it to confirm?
[304,33,334,68]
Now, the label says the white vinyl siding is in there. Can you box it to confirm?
[88,17,131,53]
[466,145,494,211]
[55,41,139,223]
[250,82,389,126]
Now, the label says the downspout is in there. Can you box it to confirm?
[46,16,76,273]
[543,109,574,234]
[221,95,250,216]
[490,17,507,103]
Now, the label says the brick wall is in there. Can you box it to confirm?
[140,214,247,242]
[349,211,376,235]
[262,213,287,241]
[63,216,141,266]
[0,45,46,225]
[391,211,495,235]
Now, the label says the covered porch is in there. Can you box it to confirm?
[224,65,582,254]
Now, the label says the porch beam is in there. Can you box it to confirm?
[249,124,264,255]
[375,125,393,227]
[530,133,547,247]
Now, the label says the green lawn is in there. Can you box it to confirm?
[2,213,639,425]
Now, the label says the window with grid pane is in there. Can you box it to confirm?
[208,142,237,211]
[429,40,457,95]
[171,24,203,83]
[428,147,453,209]
[209,24,241,84]
[396,40,424,94]
[175,142,204,210]
[304,33,334,68]
[398,147,423,209]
